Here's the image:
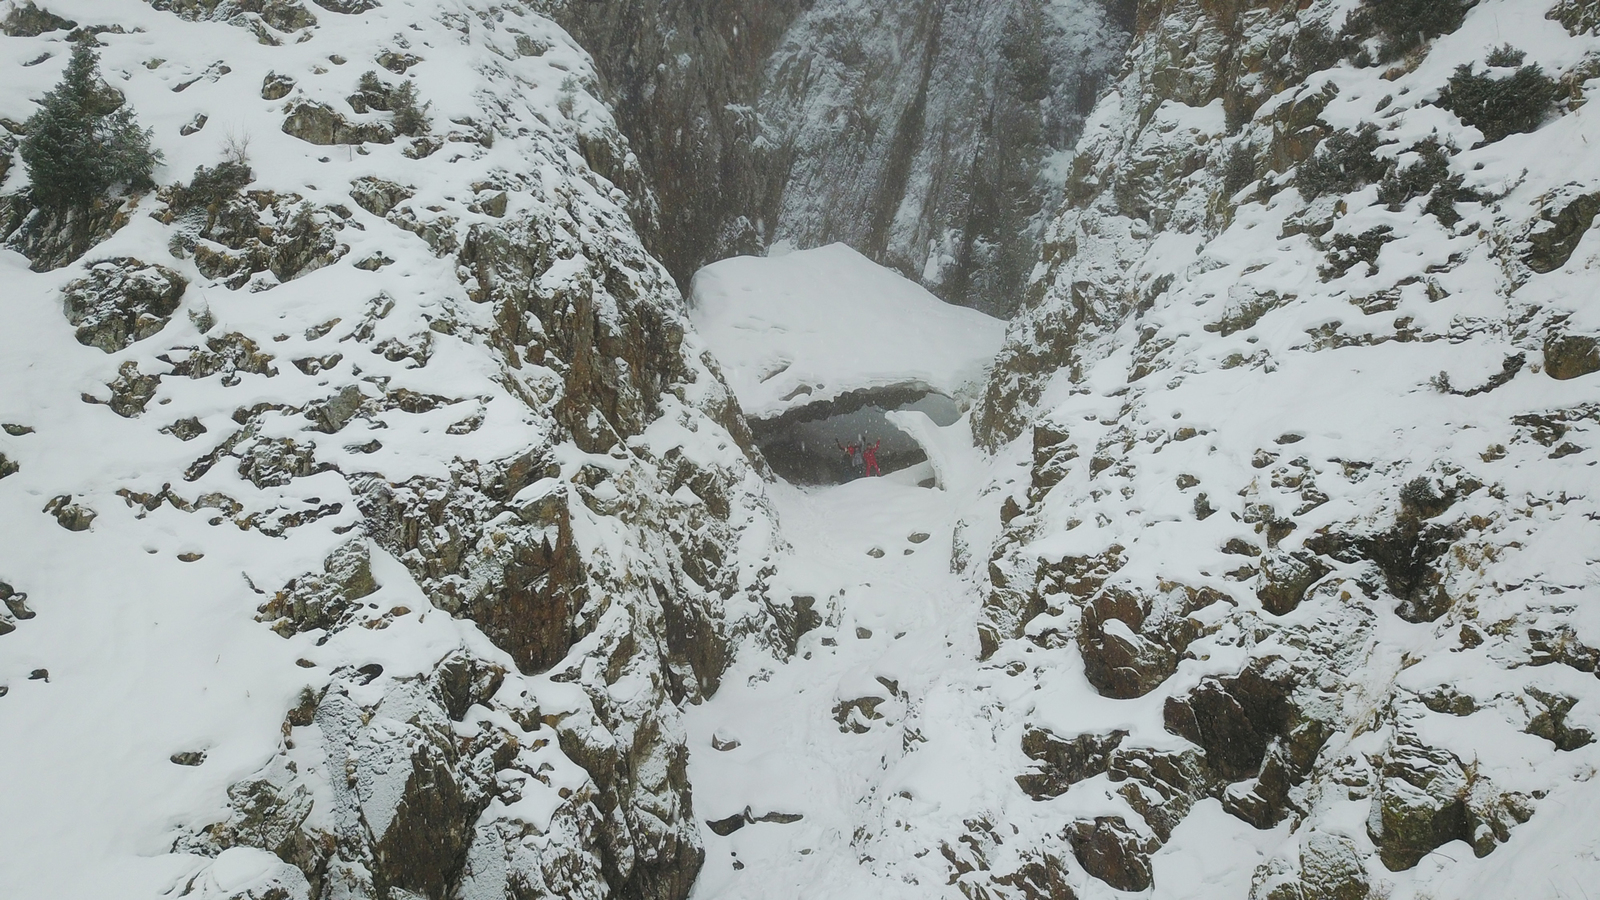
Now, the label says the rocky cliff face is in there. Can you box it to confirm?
[546,0,1135,315]
[5,0,1600,898]
[0,2,783,899]
[961,0,1600,894]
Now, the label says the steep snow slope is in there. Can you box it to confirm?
[0,2,785,899]
[965,0,1600,896]
[683,1,1600,899]
[685,457,998,900]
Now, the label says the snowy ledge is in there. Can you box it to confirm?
[688,244,1006,483]
[688,243,1007,424]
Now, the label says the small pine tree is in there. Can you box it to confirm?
[391,81,430,136]
[20,42,160,209]
[1375,139,1476,225]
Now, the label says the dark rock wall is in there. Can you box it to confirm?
[548,0,1134,315]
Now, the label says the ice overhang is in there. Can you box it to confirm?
[688,244,1005,484]
[688,242,1006,426]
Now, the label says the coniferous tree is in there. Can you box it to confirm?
[20,42,159,209]
[391,81,431,137]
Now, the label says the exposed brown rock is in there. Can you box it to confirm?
[1,2,74,36]
[1067,816,1155,892]
[61,258,186,353]
[43,494,96,531]
[281,100,394,145]
[1017,727,1127,800]
[1545,332,1599,380]
[1524,191,1599,274]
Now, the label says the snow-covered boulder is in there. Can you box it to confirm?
[689,243,1006,424]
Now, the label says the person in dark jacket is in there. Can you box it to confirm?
[836,439,863,480]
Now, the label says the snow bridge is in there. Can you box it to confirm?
[689,243,1007,486]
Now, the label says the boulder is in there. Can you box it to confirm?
[5,196,133,272]
[0,582,30,622]
[168,333,277,380]
[1524,689,1595,751]
[1106,744,1218,841]
[1251,833,1369,900]
[177,193,348,290]
[1545,333,1599,380]
[1163,657,1295,781]
[312,0,379,12]
[349,176,414,217]
[1080,611,1178,699]
[1256,550,1330,615]
[43,495,95,531]
[1368,736,1470,871]
[97,361,162,418]
[154,0,316,33]
[281,101,394,145]
[260,71,294,100]
[1,2,74,37]
[1299,833,1369,900]
[1077,584,1209,699]
[1017,727,1126,800]
[256,541,379,636]
[1524,191,1600,274]
[61,259,185,353]
[1066,816,1156,892]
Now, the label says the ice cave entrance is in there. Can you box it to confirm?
[749,389,961,485]
[689,243,1007,486]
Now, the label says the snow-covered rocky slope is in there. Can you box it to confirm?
[960,0,1600,896]
[682,1,1600,899]
[5,0,1600,898]
[0,2,787,899]
[547,0,1135,314]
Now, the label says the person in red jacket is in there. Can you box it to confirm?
[863,439,881,476]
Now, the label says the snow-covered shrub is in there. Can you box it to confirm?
[19,42,159,209]
[1376,139,1476,225]
[1296,124,1388,200]
[170,161,254,212]
[1350,0,1476,62]
[1399,476,1447,518]
[355,69,389,108]
[1485,44,1527,67]
[1264,22,1358,84]
[1439,50,1558,144]
[1319,226,1394,279]
[1222,143,1257,197]
[348,70,429,137]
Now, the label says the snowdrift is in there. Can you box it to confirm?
[688,243,1007,423]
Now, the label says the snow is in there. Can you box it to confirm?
[0,1,761,897]
[688,244,1007,421]
[4,0,1600,897]
[685,467,996,900]
[684,0,1600,897]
